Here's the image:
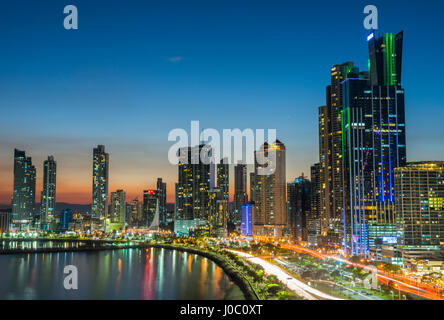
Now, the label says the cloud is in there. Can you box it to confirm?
[166,56,184,63]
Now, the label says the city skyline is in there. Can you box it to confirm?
[1,0,444,205]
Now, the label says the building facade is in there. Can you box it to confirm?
[252,140,287,237]
[12,149,36,227]
[287,177,312,242]
[40,155,56,228]
[110,189,126,225]
[341,31,406,257]
[395,162,444,262]
[92,145,109,220]
[175,145,212,235]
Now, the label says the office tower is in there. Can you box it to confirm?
[287,176,312,241]
[40,156,56,227]
[341,31,406,256]
[92,145,109,220]
[217,158,229,201]
[329,62,357,229]
[252,140,287,237]
[110,189,126,225]
[394,162,444,262]
[59,208,73,231]
[12,149,36,226]
[242,203,253,236]
[129,198,142,227]
[156,178,167,225]
[208,189,228,237]
[175,145,212,235]
[367,32,406,253]
[318,103,333,237]
[143,189,158,227]
[0,211,10,232]
[234,162,248,224]
[341,75,373,255]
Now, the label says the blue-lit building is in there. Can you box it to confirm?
[241,203,252,236]
[59,209,73,231]
[341,31,406,257]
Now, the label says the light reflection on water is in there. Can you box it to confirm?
[0,247,244,300]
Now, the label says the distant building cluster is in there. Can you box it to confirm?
[4,31,443,267]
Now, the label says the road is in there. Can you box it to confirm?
[226,249,344,300]
[280,243,444,300]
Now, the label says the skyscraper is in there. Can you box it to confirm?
[234,162,248,224]
[252,140,287,237]
[394,162,444,262]
[110,189,126,225]
[341,31,406,256]
[217,158,229,201]
[12,149,36,226]
[175,145,212,235]
[287,176,311,242]
[129,198,142,227]
[317,103,333,238]
[207,189,228,237]
[40,156,56,227]
[156,178,167,225]
[92,145,109,220]
[143,189,158,227]
[330,62,357,230]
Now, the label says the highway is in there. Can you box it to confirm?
[280,243,444,300]
[226,249,344,300]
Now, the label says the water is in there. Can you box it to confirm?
[0,247,245,300]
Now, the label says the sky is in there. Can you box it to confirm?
[0,0,443,204]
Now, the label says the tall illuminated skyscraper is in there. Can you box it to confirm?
[40,156,56,227]
[252,140,286,237]
[341,31,406,256]
[156,178,167,225]
[329,62,357,231]
[92,145,109,220]
[12,149,36,226]
[175,145,212,235]
[110,189,126,225]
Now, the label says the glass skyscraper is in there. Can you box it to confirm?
[40,155,56,228]
[92,145,109,220]
[341,31,406,256]
[394,162,444,262]
[175,145,212,235]
[12,149,36,227]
